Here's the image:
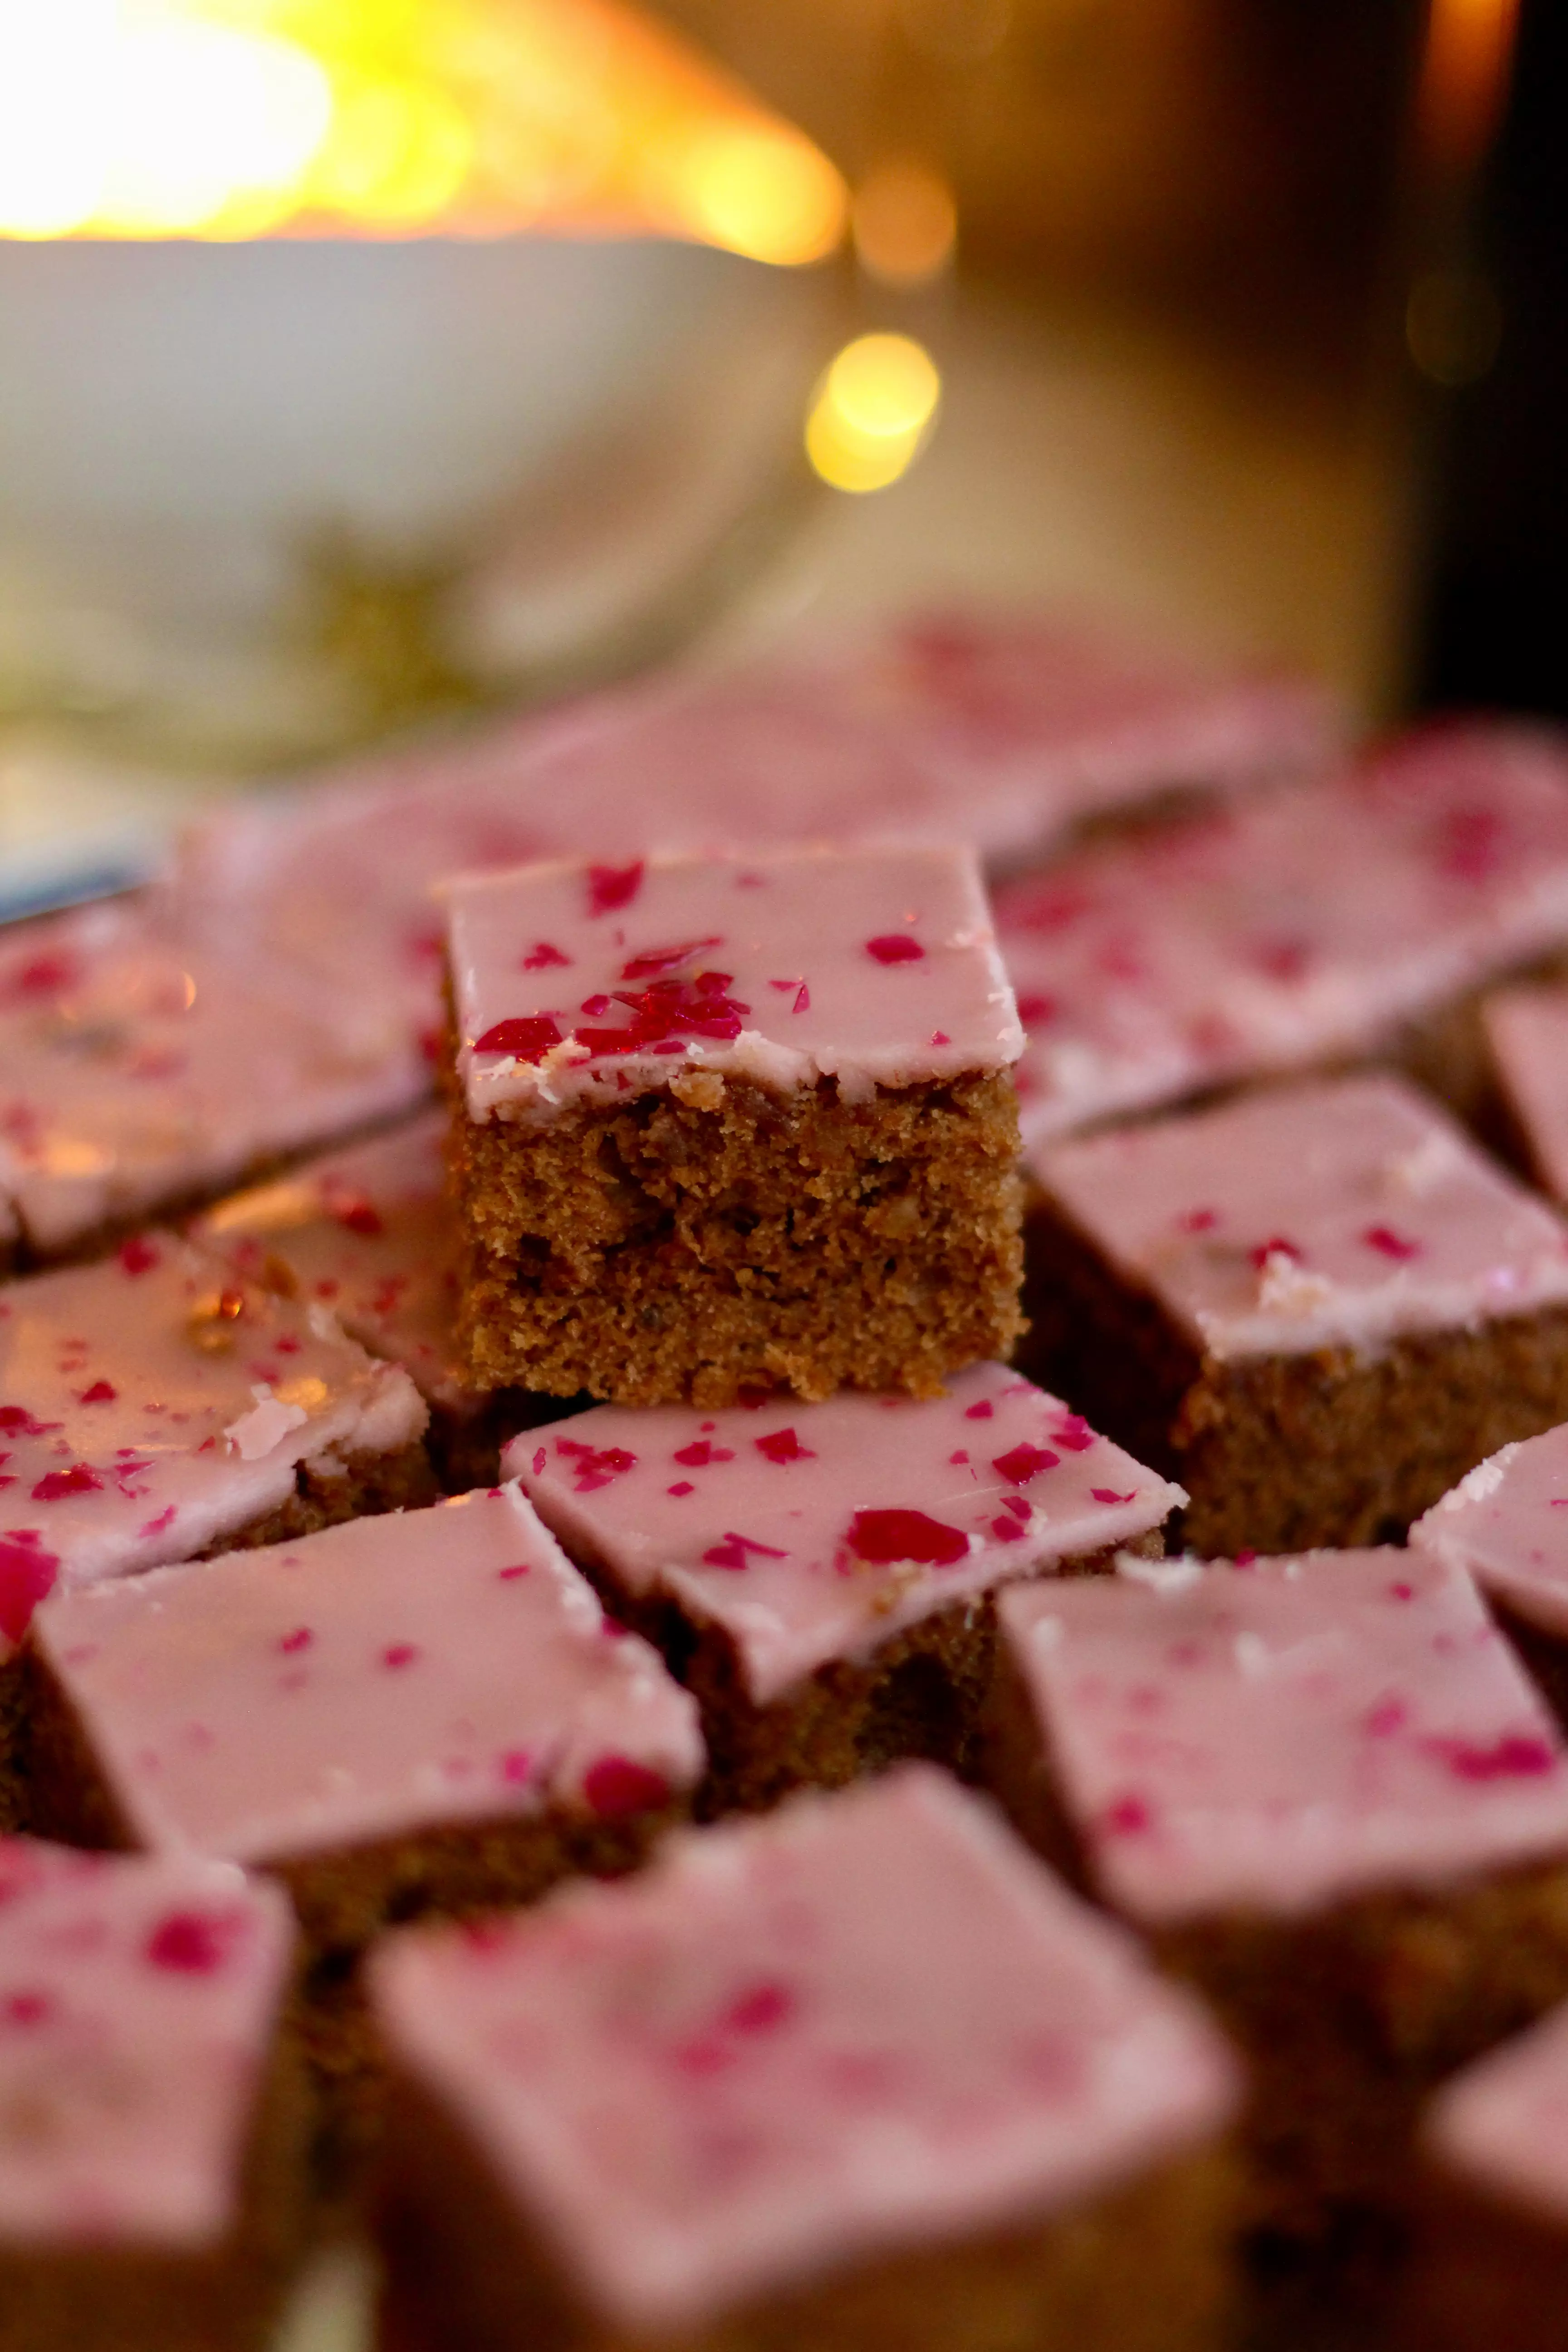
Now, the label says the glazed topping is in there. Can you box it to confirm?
[1425,1999,1568,2225]
[1033,1073,1568,1360]
[1413,1424,1568,1639]
[30,1487,704,1866]
[0,1235,426,1650]
[369,1766,1239,2335]
[997,725,1568,1147]
[0,1840,292,2248]
[997,1546,1568,1924]
[194,1112,473,1416]
[1484,985,1568,1205]
[0,898,426,1256]
[446,846,1021,1122]
[506,1362,1183,1705]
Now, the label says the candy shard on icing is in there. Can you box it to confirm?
[0,1841,293,2249]
[506,1361,1183,1705]
[998,1547,1568,1924]
[1413,1422,1568,1640]
[30,1486,703,1866]
[1033,1073,1568,1362]
[446,846,1021,1125]
[368,1766,1240,2336]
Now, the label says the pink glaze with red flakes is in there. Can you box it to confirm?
[996,1546,1568,1924]
[368,1765,1240,2336]
[1033,1073,1568,1361]
[504,1361,1183,1706]
[29,1486,703,1866]
[1423,1993,1568,2223]
[1414,1423,1568,1641]
[0,898,427,1257]
[192,1112,475,1419]
[0,1235,426,1648]
[0,1839,293,2248]
[997,724,1568,1147]
[446,846,1021,1124]
[1484,984,1568,1205]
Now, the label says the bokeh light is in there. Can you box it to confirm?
[852,160,957,287]
[805,332,942,495]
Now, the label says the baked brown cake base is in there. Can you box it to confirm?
[447,1058,1024,1408]
[434,1389,588,1496]
[1022,1181,1568,1553]
[0,2019,309,2352]
[377,2063,1237,2352]
[192,1438,438,1558]
[1395,2160,1568,2352]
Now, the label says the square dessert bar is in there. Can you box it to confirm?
[1024,1072,1568,1554]
[507,1359,1183,1812]
[0,1839,303,2352]
[996,721,1568,1150]
[985,1546,1568,2266]
[1399,1999,1568,2352]
[193,1112,570,1490]
[370,1766,1240,2352]
[444,844,1025,1407]
[1484,983,1568,1204]
[1413,1421,1568,1733]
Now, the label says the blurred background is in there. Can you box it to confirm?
[0,0,1558,901]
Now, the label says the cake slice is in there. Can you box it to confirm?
[445,843,1024,1407]
[1024,1072,1568,1553]
[0,1838,303,2352]
[506,1359,1183,1810]
[1483,983,1568,1203]
[369,1765,1240,2352]
[984,1546,1568,2279]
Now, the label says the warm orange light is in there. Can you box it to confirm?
[852,160,956,287]
[805,332,941,495]
[0,0,848,259]
[1417,0,1522,173]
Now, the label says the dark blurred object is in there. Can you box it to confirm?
[1411,0,1568,718]
[647,0,1419,365]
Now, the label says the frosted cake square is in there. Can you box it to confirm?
[507,1360,1182,1811]
[443,845,1024,1407]
[1024,1073,1568,1553]
[369,1766,1239,2352]
[1413,1420,1568,1734]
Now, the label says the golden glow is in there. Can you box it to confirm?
[805,333,941,495]
[852,160,956,287]
[1417,0,1521,172]
[0,0,847,258]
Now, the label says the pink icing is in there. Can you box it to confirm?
[1424,1998,1568,2225]
[0,1840,292,2247]
[504,1361,1183,1705]
[0,1234,426,1642]
[1484,984,1568,1205]
[1032,1073,1568,1361]
[192,1112,475,1418]
[996,1546,1568,1923]
[448,847,1021,1124]
[30,1487,704,1865]
[1413,1422,1568,1640]
[997,725,1568,1147]
[368,1766,1239,2335]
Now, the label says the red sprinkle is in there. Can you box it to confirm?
[755,1427,814,1465]
[1248,1235,1301,1270]
[1091,1487,1136,1505]
[930,1030,951,1046]
[846,1509,968,1567]
[118,1236,160,1277]
[146,1910,239,1974]
[1049,1415,1096,1454]
[1176,1207,1218,1235]
[1363,1697,1408,1739]
[723,1980,796,2034]
[473,1015,563,1061]
[2,1991,51,2028]
[78,1381,117,1405]
[675,1441,734,1469]
[583,1754,670,1818]
[993,1443,1058,1485]
[278,1627,313,1654]
[32,1464,104,1502]
[964,1400,995,1421]
[620,938,723,979]
[500,1749,533,1785]
[1362,1224,1422,1262]
[702,1531,789,1571]
[531,1448,546,1476]
[520,942,570,970]
[1430,1734,1558,1782]
[498,1563,530,1581]
[0,1408,61,1438]
[331,1196,384,1239]
[667,1481,695,1497]
[1014,991,1057,1027]
[990,1517,1028,1542]
[1102,1795,1153,1837]
[586,861,644,916]
[865,934,925,965]
[382,1643,420,1671]
[0,1539,59,1642]
[791,983,809,1015]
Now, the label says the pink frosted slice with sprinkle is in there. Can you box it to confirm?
[0,1839,293,2248]
[997,1546,1568,1925]
[998,724,1568,1147]
[505,1361,1183,1706]
[1414,1423,1568,1640]
[0,897,426,1257]
[368,1765,1239,2337]
[1033,1073,1568,1361]
[1484,984,1568,1206]
[1424,1996,1568,2225]
[30,1487,703,1867]
[447,846,1021,1125]
[0,1235,426,1647]
[193,1112,474,1419]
